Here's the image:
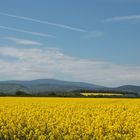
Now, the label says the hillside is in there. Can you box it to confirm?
[0,79,103,94]
[0,79,140,96]
[0,83,29,95]
[116,85,140,94]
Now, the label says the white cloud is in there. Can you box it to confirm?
[0,46,140,86]
[0,12,86,32]
[5,37,42,46]
[104,14,140,22]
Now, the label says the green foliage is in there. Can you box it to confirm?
[15,91,31,96]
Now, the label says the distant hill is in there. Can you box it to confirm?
[0,79,104,94]
[0,83,29,95]
[1,79,103,88]
[0,79,140,96]
[116,85,140,94]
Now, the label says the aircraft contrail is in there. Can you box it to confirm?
[0,25,55,38]
[0,12,86,32]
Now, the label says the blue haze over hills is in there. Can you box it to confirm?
[0,79,140,95]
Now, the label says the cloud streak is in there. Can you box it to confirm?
[105,14,140,22]
[0,46,140,86]
[84,31,104,39]
[5,37,42,46]
[0,12,86,32]
[0,25,55,38]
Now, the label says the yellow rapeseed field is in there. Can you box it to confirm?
[0,97,140,140]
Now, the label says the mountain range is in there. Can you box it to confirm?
[0,79,140,95]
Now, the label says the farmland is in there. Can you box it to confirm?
[81,92,124,97]
[0,97,140,140]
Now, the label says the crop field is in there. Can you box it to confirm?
[0,98,140,140]
[81,93,123,97]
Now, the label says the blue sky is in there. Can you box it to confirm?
[0,0,140,86]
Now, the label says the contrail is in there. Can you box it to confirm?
[0,12,86,32]
[0,25,55,38]
[104,14,140,22]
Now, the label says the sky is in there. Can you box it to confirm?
[0,0,140,87]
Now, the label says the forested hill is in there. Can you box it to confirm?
[0,79,139,97]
